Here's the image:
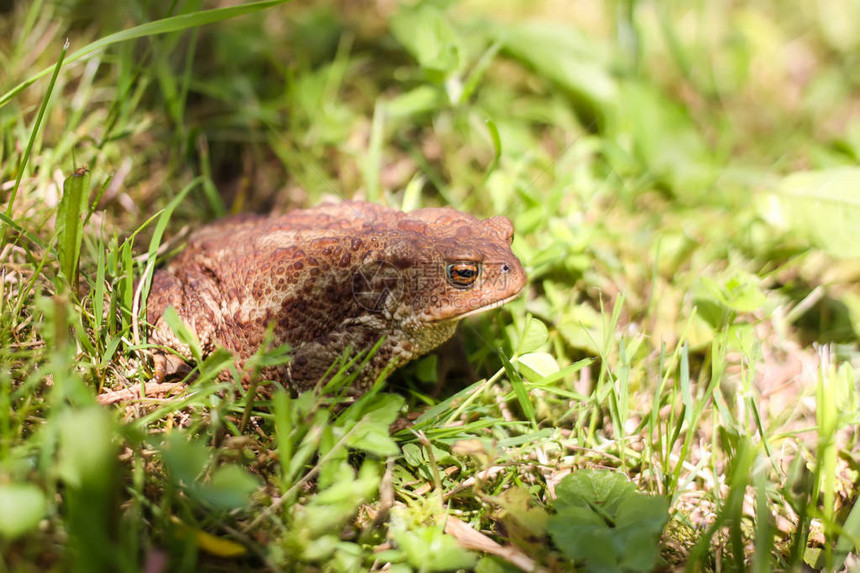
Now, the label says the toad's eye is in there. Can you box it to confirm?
[446,262,480,288]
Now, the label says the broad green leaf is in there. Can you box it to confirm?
[517,316,548,354]
[548,509,617,565]
[56,169,91,286]
[495,487,548,536]
[312,461,379,507]
[339,390,403,426]
[475,556,529,573]
[161,434,209,486]
[694,271,766,314]
[517,352,561,382]
[402,443,424,467]
[616,80,715,196]
[345,394,403,457]
[196,348,237,383]
[57,407,114,490]
[301,534,340,561]
[548,470,669,572]
[302,461,380,537]
[390,5,460,78]
[553,470,634,515]
[0,484,46,539]
[345,420,399,457]
[196,465,261,511]
[395,526,476,572]
[614,494,670,571]
[762,167,860,257]
[161,435,260,511]
[500,21,617,120]
[56,407,118,572]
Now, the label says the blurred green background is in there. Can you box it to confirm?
[2,0,860,571]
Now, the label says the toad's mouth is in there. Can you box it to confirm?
[429,289,526,323]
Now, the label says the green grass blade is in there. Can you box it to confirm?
[0,0,296,110]
[83,174,112,227]
[833,496,860,570]
[197,137,226,217]
[499,350,536,425]
[92,239,106,343]
[0,212,46,251]
[752,471,774,573]
[2,39,68,245]
[815,354,839,569]
[138,176,203,322]
[477,117,502,189]
[460,41,501,104]
[120,240,134,333]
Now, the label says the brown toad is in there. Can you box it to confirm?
[146,201,526,394]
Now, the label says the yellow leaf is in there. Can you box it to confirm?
[171,516,247,558]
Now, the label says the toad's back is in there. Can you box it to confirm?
[147,201,526,394]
